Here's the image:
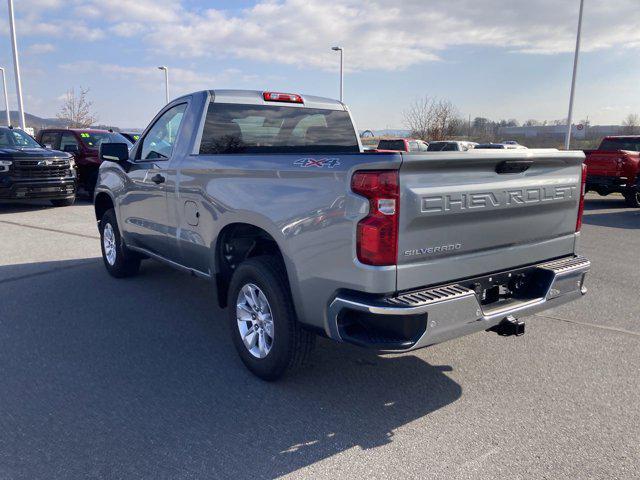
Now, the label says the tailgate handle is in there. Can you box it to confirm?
[495,160,533,174]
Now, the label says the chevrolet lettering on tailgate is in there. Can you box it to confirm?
[421,185,576,214]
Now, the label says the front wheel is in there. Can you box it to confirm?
[624,188,640,208]
[99,208,141,278]
[228,256,315,381]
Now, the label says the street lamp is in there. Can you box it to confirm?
[7,0,25,129]
[331,46,344,103]
[0,68,10,126]
[565,0,585,150]
[158,66,169,105]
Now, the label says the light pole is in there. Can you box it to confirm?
[0,68,10,126]
[7,0,25,129]
[565,0,585,150]
[331,46,344,103]
[158,66,169,105]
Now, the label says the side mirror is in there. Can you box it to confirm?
[100,142,129,163]
[43,143,53,149]
[63,144,79,153]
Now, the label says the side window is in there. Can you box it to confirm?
[60,133,79,153]
[408,141,419,152]
[442,143,457,151]
[40,132,60,149]
[138,103,187,160]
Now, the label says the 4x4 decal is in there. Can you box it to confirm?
[293,157,341,168]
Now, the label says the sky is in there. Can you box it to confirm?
[0,0,638,130]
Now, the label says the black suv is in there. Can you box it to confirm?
[0,126,77,206]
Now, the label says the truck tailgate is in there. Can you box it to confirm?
[397,149,584,291]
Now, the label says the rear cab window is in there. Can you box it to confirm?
[599,138,640,152]
[199,103,359,154]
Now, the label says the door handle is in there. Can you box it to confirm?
[495,160,533,174]
[151,173,165,184]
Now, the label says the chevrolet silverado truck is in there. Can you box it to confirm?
[93,90,591,380]
[0,126,76,205]
[585,136,640,207]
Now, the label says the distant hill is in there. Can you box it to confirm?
[0,110,67,130]
[0,110,136,132]
[360,129,410,137]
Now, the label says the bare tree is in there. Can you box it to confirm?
[622,113,640,134]
[430,99,461,141]
[57,87,97,128]
[403,96,461,141]
[402,96,434,140]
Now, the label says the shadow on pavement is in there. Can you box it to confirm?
[0,198,92,214]
[0,258,461,479]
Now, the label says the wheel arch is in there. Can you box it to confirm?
[214,222,293,309]
[94,191,115,223]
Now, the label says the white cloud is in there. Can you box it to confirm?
[58,61,248,95]
[26,43,56,55]
[133,0,640,71]
[7,0,640,72]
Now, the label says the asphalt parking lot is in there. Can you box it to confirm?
[0,193,638,480]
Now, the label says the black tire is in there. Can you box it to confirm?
[227,256,315,381]
[50,196,75,207]
[99,208,141,278]
[624,188,640,208]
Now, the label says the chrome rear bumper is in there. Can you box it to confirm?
[328,255,590,351]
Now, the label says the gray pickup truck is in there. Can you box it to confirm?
[94,90,590,380]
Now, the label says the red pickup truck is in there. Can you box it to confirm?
[585,136,640,207]
[36,128,132,195]
[374,138,429,153]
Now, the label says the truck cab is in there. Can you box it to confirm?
[0,126,76,206]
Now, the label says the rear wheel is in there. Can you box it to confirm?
[624,188,640,207]
[50,196,75,207]
[228,256,315,381]
[99,208,141,278]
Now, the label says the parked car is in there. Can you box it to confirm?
[0,126,76,206]
[427,140,477,151]
[119,131,141,144]
[475,143,528,150]
[36,128,132,195]
[93,89,590,380]
[374,138,429,153]
[584,136,640,207]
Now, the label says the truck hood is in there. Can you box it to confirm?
[0,147,70,159]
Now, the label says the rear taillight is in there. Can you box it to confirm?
[262,91,303,103]
[576,163,587,232]
[351,170,399,266]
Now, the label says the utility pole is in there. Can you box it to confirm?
[0,68,10,126]
[158,66,169,104]
[331,46,344,102]
[565,0,585,150]
[7,0,26,129]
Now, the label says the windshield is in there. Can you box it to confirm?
[78,131,133,149]
[377,139,406,151]
[0,128,41,148]
[199,103,359,154]
[599,138,640,152]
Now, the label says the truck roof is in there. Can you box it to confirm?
[196,89,346,111]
